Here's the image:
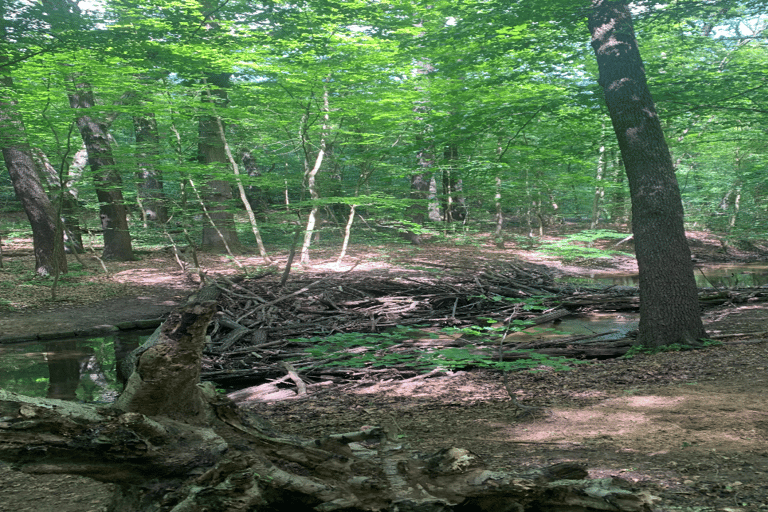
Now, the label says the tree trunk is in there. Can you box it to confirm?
[198,74,241,254]
[300,82,329,266]
[588,0,706,347]
[211,104,272,264]
[494,176,504,247]
[0,297,655,512]
[0,75,68,276]
[34,148,85,253]
[133,112,169,225]
[68,79,134,261]
[608,150,629,227]
[591,124,607,230]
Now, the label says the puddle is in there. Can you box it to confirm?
[509,312,639,342]
[576,263,768,288]
[0,330,152,403]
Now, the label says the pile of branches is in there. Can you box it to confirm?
[196,264,598,385]
[196,263,768,387]
[213,263,564,336]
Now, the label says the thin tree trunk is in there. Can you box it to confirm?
[337,204,356,266]
[729,187,741,230]
[428,174,441,223]
[0,75,67,275]
[300,83,329,265]
[300,147,324,265]
[589,0,706,347]
[211,106,272,264]
[591,124,607,230]
[494,176,504,247]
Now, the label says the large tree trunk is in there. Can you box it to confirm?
[68,79,135,261]
[0,296,654,512]
[1,75,68,276]
[588,0,706,348]
[198,74,241,253]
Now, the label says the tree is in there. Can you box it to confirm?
[37,0,135,261]
[68,77,135,261]
[0,74,67,275]
[132,106,169,225]
[197,74,241,254]
[588,0,707,347]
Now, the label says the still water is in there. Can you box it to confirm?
[0,331,151,403]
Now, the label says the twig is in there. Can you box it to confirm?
[236,261,360,323]
[281,362,307,395]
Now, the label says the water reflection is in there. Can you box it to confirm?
[46,339,91,400]
[0,330,151,402]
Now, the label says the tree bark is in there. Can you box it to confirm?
[34,148,85,253]
[300,82,329,266]
[588,0,706,347]
[198,74,241,254]
[0,299,655,512]
[68,79,135,261]
[0,75,68,275]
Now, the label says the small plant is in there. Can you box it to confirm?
[0,298,16,311]
[539,230,631,262]
[290,323,585,374]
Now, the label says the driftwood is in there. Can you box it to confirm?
[0,299,657,511]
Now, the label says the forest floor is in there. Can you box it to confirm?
[1,228,768,512]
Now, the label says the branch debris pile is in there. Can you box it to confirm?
[198,263,768,387]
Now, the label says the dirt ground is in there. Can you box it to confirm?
[1,231,767,512]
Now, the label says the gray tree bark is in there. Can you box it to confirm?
[588,0,706,347]
[0,74,67,275]
[198,74,241,254]
[68,79,135,261]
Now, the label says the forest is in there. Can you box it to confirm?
[1,0,765,265]
[1,1,768,511]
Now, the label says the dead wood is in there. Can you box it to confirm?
[193,265,768,389]
[0,297,657,512]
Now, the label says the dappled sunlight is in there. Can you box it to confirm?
[621,395,686,408]
[507,407,652,443]
[496,389,768,455]
[352,370,507,402]
[112,267,189,289]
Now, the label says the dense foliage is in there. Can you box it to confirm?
[1,0,766,255]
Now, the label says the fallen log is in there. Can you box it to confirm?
[0,299,656,511]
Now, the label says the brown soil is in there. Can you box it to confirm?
[1,231,767,512]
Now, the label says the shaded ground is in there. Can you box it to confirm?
[1,230,767,511]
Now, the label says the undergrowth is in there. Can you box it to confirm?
[539,229,632,262]
[290,323,585,374]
